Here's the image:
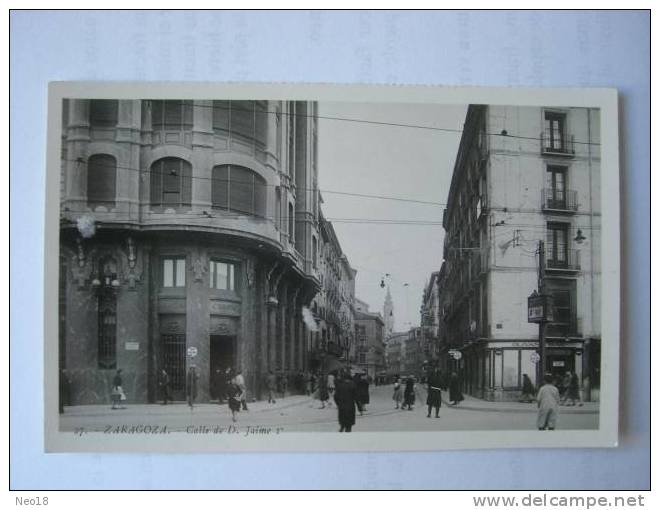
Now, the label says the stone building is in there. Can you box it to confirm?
[420,271,441,366]
[308,209,357,374]
[439,104,601,401]
[354,299,386,379]
[402,327,423,378]
[58,98,324,404]
[385,331,407,379]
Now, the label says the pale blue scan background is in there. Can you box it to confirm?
[10,10,650,489]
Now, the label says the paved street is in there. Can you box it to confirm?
[61,384,598,433]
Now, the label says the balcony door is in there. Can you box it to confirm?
[546,222,569,268]
[546,166,567,209]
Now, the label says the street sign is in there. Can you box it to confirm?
[187,346,198,358]
[530,352,540,363]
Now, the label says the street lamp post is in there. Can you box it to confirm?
[537,240,547,386]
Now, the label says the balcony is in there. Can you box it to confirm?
[542,189,578,213]
[545,248,581,272]
[540,130,575,157]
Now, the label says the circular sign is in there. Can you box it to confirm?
[187,346,198,358]
[530,352,540,363]
[452,351,462,360]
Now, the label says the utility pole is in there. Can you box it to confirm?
[537,240,547,386]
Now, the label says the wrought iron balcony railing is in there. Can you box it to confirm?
[540,130,575,156]
[545,248,581,271]
[542,188,578,212]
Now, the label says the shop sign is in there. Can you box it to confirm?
[125,341,139,351]
[528,291,554,323]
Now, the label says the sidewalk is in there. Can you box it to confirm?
[62,393,313,417]
[440,393,599,414]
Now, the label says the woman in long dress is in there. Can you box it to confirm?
[392,376,403,409]
[403,376,416,410]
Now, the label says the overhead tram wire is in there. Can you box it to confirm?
[166,100,602,148]
[62,157,447,207]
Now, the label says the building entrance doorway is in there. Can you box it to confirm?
[210,335,235,401]
[546,350,575,380]
[161,334,186,401]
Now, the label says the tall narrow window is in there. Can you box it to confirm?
[209,260,237,291]
[545,166,567,209]
[163,257,186,288]
[312,236,318,269]
[97,257,118,369]
[150,158,192,207]
[90,100,118,128]
[546,222,569,268]
[287,102,296,178]
[544,112,566,151]
[212,100,230,135]
[151,100,193,131]
[288,202,294,242]
[87,154,117,206]
[231,100,255,140]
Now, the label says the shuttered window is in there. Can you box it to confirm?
[150,158,192,207]
[89,100,118,128]
[211,165,267,217]
[87,154,116,206]
[151,100,193,131]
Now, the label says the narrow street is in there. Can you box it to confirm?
[60,384,598,434]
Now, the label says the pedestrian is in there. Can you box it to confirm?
[227,379,242,422]
[426,366,446,418]
[403,376,416,410]
[233,368,248,411]
[214,368,226,404]
[159,368,171,405]
[519,373,535,403]
[110,369,126,410]
[565,372,583,406]
[326,371,336,407]
[266,370,277,404]
[318,372,330,409]
[186,365,198,410]
[448,372,464,405]
[334,370,358,432]
[536,373,560,430]
[356,372,370,414]
[304,371,312,396]
[392,375,403,409]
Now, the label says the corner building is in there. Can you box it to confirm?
[440,105,601,401]
[59,99,322,404]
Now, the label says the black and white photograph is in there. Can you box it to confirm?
[44,83,620,452]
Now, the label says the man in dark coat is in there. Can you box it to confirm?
[449,371,464,405]
[334,371,358,432]
[158,369,171,405]
[355,372,370,414]
[426,366,446,418]
[186,365,198,409]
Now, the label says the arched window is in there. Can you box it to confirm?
[150,158,192,207]
[87,154,117,206]
[89,100,118,128]
[211,165,267,217]
[151,100,193,131]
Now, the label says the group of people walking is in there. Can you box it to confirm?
[392,369,464,416]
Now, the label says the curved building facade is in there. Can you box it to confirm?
[59,99,321,404]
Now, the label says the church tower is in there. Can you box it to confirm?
[383,286,394,339]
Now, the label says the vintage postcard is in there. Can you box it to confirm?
[44,82,620,452]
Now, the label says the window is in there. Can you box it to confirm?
[87,154,116,206]
[546,165,567,208]
[97,257,118,369]
[545,281,577,337]
[163,258,186,288]
[312,236,318,269]
[288,102,296,177]
[546,222,569,267]
[544,111,566,151]
[211,165,267,217]
[288,203,294,241]
[359,352,366,364]
[209,260,237,291]
[89,100,118,128]
[151,100,193,131]
[150,158,192,207]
